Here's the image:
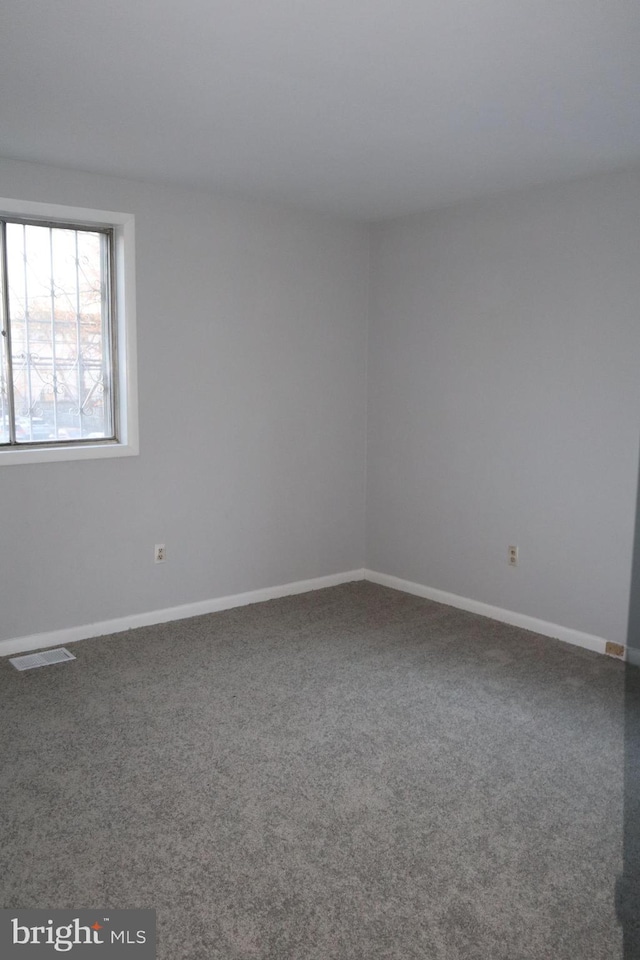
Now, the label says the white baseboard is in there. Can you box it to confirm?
[364,569,615,658]
[1,565,625,663]
[0,568,366,658]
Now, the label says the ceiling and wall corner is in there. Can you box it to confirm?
[1,0,639,221]
[1,3,639,652]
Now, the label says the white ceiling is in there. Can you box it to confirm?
[1,0,639,220]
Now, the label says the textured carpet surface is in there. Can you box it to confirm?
[0,582,627,959]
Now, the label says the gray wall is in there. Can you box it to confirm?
[2,160,639,649]
[366,169,640,646]
[0,159,369,642]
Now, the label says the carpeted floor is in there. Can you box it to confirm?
[0,582,627,958]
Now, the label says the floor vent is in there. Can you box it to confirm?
[9,648,76,671]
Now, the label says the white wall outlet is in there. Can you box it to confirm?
[508,545,518,566]
[154,544,166,563]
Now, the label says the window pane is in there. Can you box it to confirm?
[6,222,113,443]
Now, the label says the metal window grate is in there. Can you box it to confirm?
[9,647,76,671]
[0,217,115,447]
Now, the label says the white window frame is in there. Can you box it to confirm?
[0,197,138,465]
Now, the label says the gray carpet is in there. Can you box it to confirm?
[0,582,626,959]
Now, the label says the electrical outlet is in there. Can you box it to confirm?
[154,544,166,563]
[508,545,518,566]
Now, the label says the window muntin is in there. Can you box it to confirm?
[0,218,116,447]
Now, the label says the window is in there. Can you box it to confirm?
[0,199,137,465]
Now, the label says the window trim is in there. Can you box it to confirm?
[0,197,138,466]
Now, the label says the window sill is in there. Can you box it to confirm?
[0,439,139,466]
